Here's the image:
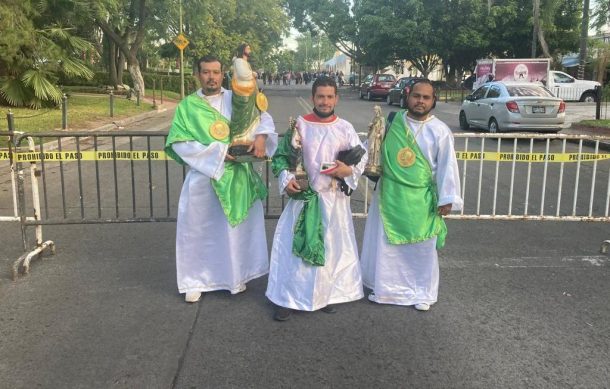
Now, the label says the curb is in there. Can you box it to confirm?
[91,106,171,132]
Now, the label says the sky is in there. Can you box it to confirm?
[282,28,299,51]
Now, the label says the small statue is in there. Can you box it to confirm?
[364,105,384,177]
[289,117,309,190]
[228,43,269,162]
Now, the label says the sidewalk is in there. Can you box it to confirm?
[91,96,178,132]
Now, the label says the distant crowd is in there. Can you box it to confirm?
[259,70,351,87]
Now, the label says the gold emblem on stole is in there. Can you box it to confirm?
[209,120,230,140]
[255,92,268,112]
[397,147,416,167]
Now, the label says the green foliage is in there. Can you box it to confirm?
[147,0,290,72]
[292,32,336,71]
[0,1,95,108]
[59,70,192,96]
[286,0,584,80]
[592,0,610,33]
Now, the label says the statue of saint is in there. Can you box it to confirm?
[289,117,309,190]
[228,43,269,161]
[364,105,384,177]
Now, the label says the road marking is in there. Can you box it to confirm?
[441,255,607,268]
[297,96,312,113]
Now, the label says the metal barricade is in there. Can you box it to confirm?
[4,128,610,279]
[451,132,610,222]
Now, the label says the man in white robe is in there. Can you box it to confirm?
[361,80,463,311]
[166,55,277,303]
[266,76,367,321]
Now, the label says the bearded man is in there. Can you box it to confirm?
[360,79,463,312]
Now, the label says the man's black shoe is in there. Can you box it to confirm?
[321,305,337,314]
[273,306,292,321]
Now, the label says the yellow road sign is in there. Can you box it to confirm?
[173,33,189,50]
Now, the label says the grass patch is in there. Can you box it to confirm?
[1,94,154,133]
[147,88,181,101]
[579,120,610,128]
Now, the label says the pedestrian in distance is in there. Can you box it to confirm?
[360,79,463,311]
[266,76,368,321]
[165,55,278,303]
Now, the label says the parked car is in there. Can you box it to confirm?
[459,81,565,133]
[386,77,425,107]
[359,73,396,101]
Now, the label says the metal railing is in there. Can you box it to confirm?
[4,125,610,278]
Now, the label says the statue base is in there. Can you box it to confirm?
[364,165,382,177]
[228,143,266,163]
[292,172,309,191]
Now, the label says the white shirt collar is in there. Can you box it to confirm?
[197,87,226,99]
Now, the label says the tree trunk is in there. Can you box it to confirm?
[537,27,552,60]
[596,46,609,84]
[128,56,145,96]
[532,0,539,57]
[117,49,125,85]
[109,39,117,87]
[95,0,147,96]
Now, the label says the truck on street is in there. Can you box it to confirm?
[473,58,601,102]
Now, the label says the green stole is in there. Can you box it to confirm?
[379,110,447,249]
[271,124,325,266]
[230,90,260,140]
[165,93,267,227]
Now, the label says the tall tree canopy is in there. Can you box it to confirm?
[0,0,94,107]
[150,0,289,72]
[285,0,583,81]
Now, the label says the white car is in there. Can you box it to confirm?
[459,82,566,133]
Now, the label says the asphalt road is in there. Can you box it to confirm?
[0,84,608,388]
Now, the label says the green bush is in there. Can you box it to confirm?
[59,70,198,95]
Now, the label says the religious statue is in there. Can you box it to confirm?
[364,105,384,177]
[228,43,269,162]
[288,117,309,190]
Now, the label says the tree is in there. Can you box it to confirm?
[144,0,288,76]
[591,0,610,33]
[286,0,372,67]
[435,0,492,84]
[90,0,152,96]
[0,0,94,108]
[293,31,336,71]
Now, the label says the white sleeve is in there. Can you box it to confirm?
[278,170,296,195]
[435,132,464,210]
[256,112,279,157]
[172,141,228,180]
[343,127,368,190]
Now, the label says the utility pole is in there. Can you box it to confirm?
[532,0,540,57]
[179,0,185,99]
[305,34,308,71]
[318,35,321,71]
[578,0,590,79]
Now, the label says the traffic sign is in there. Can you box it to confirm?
[173,33,189,50]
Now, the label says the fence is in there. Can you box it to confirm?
[3,122,610,279]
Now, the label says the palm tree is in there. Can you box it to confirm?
[0,1,95,108]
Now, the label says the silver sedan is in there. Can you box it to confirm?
[459,82,566,133]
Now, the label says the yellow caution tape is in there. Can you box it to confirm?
[456,151,610,163]
[1,150,609,163]
[0,150,169,162]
